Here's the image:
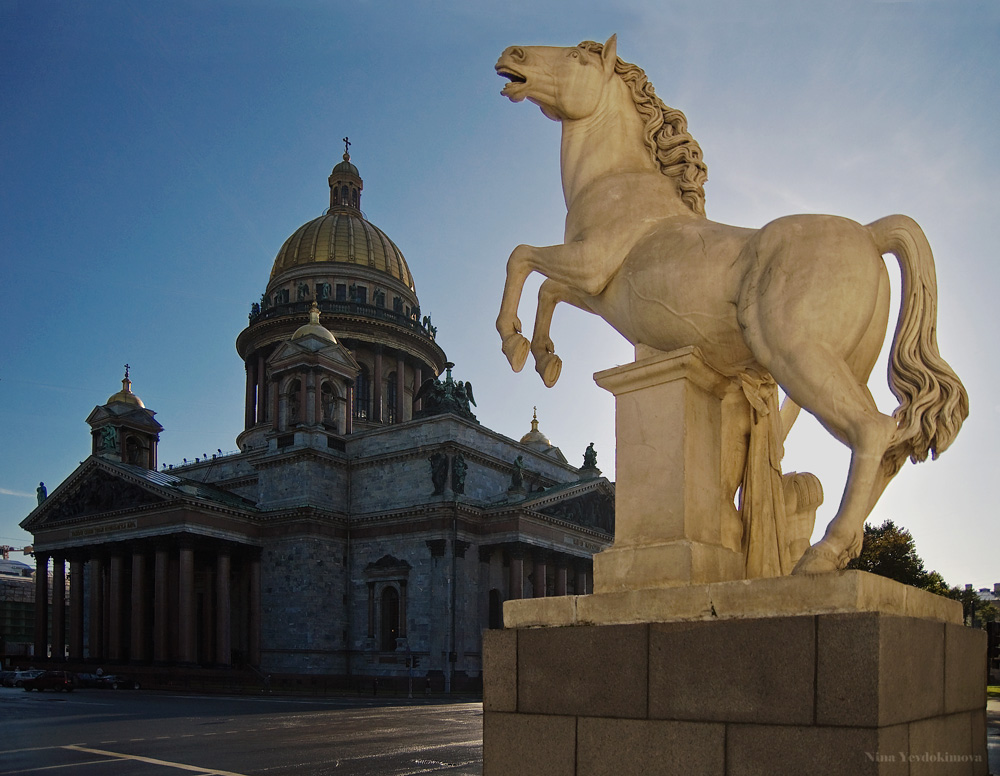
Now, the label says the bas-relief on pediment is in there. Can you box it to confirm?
[538,490,614,533]
[33,467,167,526]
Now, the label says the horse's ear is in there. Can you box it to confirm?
[602,34,618,71]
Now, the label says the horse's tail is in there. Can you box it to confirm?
[866,215,969,477]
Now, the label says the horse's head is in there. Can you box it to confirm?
[496,35,618,121]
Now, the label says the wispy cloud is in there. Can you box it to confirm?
[0,488,34,498]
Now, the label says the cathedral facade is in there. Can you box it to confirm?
[21,153,614,690]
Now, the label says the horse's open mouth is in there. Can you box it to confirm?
[496,66,528,100]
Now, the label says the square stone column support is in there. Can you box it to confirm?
[248,557,261,667]
[593,347,744,591]
[215,550,232,666]
[178,546,196,663]
[508,552,524,600]
[555,565,568,597]
[256,353,267,423]
[413,366,424,412]
[51,557,65,661]
[313,372,323,426]
[346,384,354,435]
[33,553,49,660]
[130,550,147,663]
[108,553,123,661]
[299,375,309,425]
[373,348,384,423]
[201,572,215,664]
[88,557,104,660]
[399,580,408,638]
[68,559,85,659]
[396,354,406,422]
[245,358,256,429]
[153,549,169,663]
[532,556,548,598]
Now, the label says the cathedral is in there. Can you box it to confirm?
[20,150,614,691]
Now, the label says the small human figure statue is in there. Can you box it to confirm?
[510,455,525,490]
[582,442,598,470]
[100,426,118,452]
[429,452,449,495]
[36,482,47,505]
[452,453,468,494]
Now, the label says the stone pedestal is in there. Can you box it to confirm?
[592,348,743,591]
[483,576,988,776]
[483,346,986,774]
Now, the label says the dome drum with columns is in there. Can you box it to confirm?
[236,150,447,450]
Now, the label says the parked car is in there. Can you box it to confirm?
[11,669,43,687]
[22,670,75,692]
[0,670,18,687]
[102,674,141,690]
[76,672,140,690]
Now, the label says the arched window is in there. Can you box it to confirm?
[321,382,337,426]
[351,189,358,208]
[380,586,400,651]
[287,379,302,424]
[386,372,397,425]
[488,589,503,630]
[354,368,370,420]
[125,435,143,466]
[341,185,349,206]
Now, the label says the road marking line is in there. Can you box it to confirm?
[62,746,250,776]
[0,757,129,773]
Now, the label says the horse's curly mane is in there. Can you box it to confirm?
[580,41,708,216]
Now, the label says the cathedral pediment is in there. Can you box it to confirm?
[22,459,170,529]
[85,403,163,433]
[522,480,615,534]
[267,337,361,378]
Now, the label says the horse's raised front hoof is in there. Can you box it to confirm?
[501,333,530,372]
[791,543,845,575]
[535,353,562,387]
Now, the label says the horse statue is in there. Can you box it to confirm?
[494,35,968,575]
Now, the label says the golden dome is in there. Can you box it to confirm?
[519,407,551,446]
[269,153,415,290]
[107,369,145,408]
[291,302,337,343]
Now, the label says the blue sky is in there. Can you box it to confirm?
[2,1,997,588]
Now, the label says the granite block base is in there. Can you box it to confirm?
[483,611,988,775]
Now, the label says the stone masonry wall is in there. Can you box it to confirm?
[483,614,989,776]
[260,534,347,674]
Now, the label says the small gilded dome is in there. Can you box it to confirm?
[291,302,337,343]
[519,408,551,447]
[107,369,145,408]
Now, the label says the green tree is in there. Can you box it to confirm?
[849,519,995,628]
[848,519,931,587]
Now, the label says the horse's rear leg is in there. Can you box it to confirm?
[763,347,896,573]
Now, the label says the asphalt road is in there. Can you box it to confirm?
[0,686,483,775]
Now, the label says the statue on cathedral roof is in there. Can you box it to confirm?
[414,362,478,423]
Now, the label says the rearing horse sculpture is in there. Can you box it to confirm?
[495,36,968,574]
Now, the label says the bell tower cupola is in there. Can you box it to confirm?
[85,366,163,469]
[329,137,363,211]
